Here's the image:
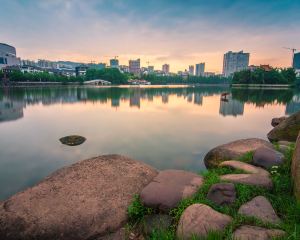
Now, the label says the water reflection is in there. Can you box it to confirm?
[0,86,299,123]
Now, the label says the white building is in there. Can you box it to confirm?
[0,43,21,69]
[196,63,205,76]
[223,51,249,77]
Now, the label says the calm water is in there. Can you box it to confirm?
[0,85,299,200]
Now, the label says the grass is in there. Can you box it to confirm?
[127,144,300,240]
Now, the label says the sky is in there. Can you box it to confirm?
[0,0,299,73]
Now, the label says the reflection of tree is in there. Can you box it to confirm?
[231,88,294,105]
[219,96,244,117]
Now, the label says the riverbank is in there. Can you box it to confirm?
[231,84,292,89]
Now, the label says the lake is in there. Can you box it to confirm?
[0,85,299,200]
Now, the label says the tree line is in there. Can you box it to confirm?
[232,68,296,85]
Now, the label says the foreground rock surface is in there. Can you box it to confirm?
[268,111,300,142]
[207,183,236,206]
[140,170,203,211]
[292,132,300,201]
[238,196,280,224]
[177,204,232,239]
[233,225,286,240]
[252,147,284,169]
[219,160,269,176]
[0,155,158,240]
[143,214,172,235]
[204,138,273,168]
[220,174,273,189]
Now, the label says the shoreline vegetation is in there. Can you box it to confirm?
[2,67,298,87]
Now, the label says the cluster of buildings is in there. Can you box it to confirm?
[1,43,300,79]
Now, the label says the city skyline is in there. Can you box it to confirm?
[1,0,300,72]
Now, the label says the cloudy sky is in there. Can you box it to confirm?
[0,0,299,72]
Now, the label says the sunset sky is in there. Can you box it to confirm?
[1,0,299,73]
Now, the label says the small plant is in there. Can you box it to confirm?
[127,194,152,222]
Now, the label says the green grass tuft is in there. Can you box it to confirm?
[127,194,153,222]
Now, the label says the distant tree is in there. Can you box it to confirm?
[85,68,128,84]
[0,70,3,80]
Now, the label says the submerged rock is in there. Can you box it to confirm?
[59,135,86,146]
[0,155,158,240]
[233,225,286,240]
[177,204,232,239]
[268,110,300,142]
[204,138,273,168]
[238,196,280,224]
[252,147,284,169]
[140,170,204,212]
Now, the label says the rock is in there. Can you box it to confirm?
[0,155,158,240]
[59,135,86,146]
[143,214,172,235]
[271,117,286,127]
[268,111,300,142]
[204,138,274,168]
[238,196,280,224]
[177,204,232,239]
[233,225,286,240]
[207,183,236,206]
[278,144,289,154]
[292,132,300,201]
[252,147,284,169]
[220,174,273,189]
[219,160,269,176]
[140,170,203,212]
[278,140,293,147]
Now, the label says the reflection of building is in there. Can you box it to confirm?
[194,93,203,105]
[129,59,140,74]
[223,51,249,77]
[0,43,21,69]
[130,91,141,108]
[162,93,169,104]
[0,98,24,122]
[219,96,244,117]
[285,95,300,115]
[195,63,205,76]
[111,98,120,107]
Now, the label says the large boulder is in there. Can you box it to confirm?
[238,196,280,224]
[252,147,284,169]
[0,155,158,240]
[204,138,273,168]
[177,204,232,239]
[292,132,300,201]
[268,111,300,142]
[140,170,203,212]
[233,225,286,240]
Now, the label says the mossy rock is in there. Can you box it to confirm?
[59,135,86,146]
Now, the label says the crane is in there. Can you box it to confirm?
[283,47,298,67]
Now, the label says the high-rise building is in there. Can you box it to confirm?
[148,66,154,73]
[129,59,140,74]
[162,64,170,74]
[195,63,205,76]
[293,52,300,70]
[222,51,250,77]
[110,59,119,68]
[188,65,194,75]
[0,43,21,69]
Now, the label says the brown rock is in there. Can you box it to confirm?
[238,196,280,224]
[271,117,286,127]
[252,147,284,169]
[292,132,300,201]
[219,160,269,176]
[207,183,236,205]
[233,225,286,240]
[204,138,273,168]
[140,170,203,211]
[268,110,300,142]
[220,174,273,189]
[177,204,232,239]
[0,155,158,240]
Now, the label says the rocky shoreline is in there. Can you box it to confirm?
[1,112,300,240]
